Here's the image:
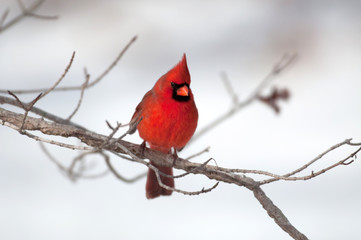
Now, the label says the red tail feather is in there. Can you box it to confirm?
[146,162,174,199]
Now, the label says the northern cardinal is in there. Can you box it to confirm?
[130,54,198,199]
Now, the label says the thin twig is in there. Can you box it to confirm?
[99,121,129,149]
[101,116,143,150]
[285,138,353,177]
[40,51,76,99]
[103,152,147,183]
[172,158,216,179]
[7,91,26,109]
[221,72,238,105]
[185,146,210,160]
[105,120,115,130]
[86,35,137,89]
[67,67,90,120]
[260,139,354,184]
[118,116,142,141]
[221,167,283,177]
[39,141,68,171]
[0,9,9,30]
[68,151,90,180]
[260,146,361,185]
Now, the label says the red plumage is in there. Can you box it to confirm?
[131,54,198,199]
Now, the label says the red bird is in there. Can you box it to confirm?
[130,54,198,199]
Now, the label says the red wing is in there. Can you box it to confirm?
[129,90,152,134]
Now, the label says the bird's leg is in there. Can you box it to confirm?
[170,147,179,166]
[140,140,146,158]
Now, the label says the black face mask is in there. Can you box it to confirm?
[171,82,190,102]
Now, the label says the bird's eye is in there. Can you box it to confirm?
[171,82,176,88]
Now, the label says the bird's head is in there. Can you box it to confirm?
[154,54,192,102]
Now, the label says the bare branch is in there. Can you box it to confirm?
[172,158,217,179]
[5,105,360,239]
[2,120,92,151]
[260,144,361,185]
[260,139,356,184]
[2,106,359,188]
[111,139,219,196]
[252,186,308,240]
[0,95,85,129]
[0,36,137,94]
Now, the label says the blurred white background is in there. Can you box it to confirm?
[1,0,361,239]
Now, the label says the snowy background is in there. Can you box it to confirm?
[1,0,361,239]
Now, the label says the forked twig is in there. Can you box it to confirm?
[7,91,42,132]
[17,0,57,20]
[0,0,53,33]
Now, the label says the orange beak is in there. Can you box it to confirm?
[176,85,189,96]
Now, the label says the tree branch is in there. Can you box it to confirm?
[0,36,137,94]
[3,105,359,239]
[190,53,297,143]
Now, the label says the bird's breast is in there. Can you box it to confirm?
[137,98,198,152]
